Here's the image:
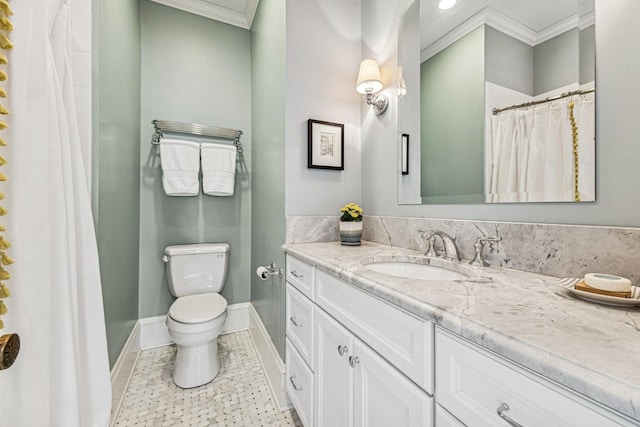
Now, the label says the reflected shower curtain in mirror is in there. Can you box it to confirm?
[488,93,595,203]
[0,1,111,426]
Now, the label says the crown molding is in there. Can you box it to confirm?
[421,7,592,62]
[149,0,259,30]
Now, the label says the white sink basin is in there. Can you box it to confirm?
[365,261,468,281]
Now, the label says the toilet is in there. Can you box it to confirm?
[163,243,230,388]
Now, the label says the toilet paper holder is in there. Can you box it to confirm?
[256,262,282,280]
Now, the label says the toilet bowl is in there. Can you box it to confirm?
[163,243,230,388]
[166,293,228,388]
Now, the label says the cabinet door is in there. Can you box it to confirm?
[353,340,433,427]
[435,404,465,427]
[315,308,354,427]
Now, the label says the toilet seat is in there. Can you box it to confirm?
[169,293,227,324]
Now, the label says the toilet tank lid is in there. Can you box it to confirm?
[165,243,230,256]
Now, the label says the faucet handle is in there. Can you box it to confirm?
[417,230,437,256]
[469,236,502,267]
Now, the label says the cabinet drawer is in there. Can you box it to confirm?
[435,328,634,427]
[286,283,314,369]
[316,269,433,394]
[286,339,314,427]
[286,255,314,299]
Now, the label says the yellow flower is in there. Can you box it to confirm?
[339,202,363,222]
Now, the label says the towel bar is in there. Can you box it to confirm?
[151,119,243,153]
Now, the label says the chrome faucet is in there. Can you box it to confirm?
[418,230,460,262]
[469,236,502,267]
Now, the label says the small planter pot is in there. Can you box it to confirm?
[339,221,363,246]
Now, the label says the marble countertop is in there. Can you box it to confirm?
[282,241,640,422]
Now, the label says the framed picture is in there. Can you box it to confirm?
[308,119,344,170]
[401,133,409,175]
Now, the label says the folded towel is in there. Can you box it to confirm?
[201,143,237,196]
[160,138,200,196]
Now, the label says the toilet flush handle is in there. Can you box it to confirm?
[162,255,169,263]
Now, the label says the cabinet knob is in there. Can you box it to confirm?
[496,403,523,427]
[337,345,348,356]
[291,270,304,279]
[289,375,303,392]
[289,316,303,327]
[348,355,360,368]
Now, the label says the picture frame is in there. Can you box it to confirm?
[401,133,409,175]
[308,119,344,170]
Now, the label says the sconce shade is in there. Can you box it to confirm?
[356,59,384,94]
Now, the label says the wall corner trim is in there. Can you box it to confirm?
[110,321,141,424]
[248,303,292,411]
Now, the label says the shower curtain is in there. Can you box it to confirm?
[488,92,595,203]
[0,1,111,426]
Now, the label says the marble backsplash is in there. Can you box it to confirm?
[286,215,640,284]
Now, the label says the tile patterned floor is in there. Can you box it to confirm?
[114,331,301,427]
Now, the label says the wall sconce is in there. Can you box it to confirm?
[356,58,388,116]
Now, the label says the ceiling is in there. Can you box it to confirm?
[149,0,260,29]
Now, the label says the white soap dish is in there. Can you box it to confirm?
[557,278,640,307]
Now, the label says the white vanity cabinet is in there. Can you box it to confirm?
[285,255,434,427]
[285,247,640,427]
[435,327,636,427]
[315,307,433,427]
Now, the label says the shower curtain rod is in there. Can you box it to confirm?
[492,88,595,115]
[151,119,243,153]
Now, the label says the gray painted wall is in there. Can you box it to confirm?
[362,0,640,228]
[580,25,596,84]
[138,1,252,318]
[420,26,484,203]
[94,0,141,367]
[250,0,287,359]
[534,28,580,95]
[284,0,362,217]
[485,26,533,95]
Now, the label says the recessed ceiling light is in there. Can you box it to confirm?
[438,0,456,10]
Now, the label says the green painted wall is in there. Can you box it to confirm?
[138,1,252,318]
[93,0,141,367]
[250,0,287,358]
[420,26,485,203]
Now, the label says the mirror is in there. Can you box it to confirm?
[398,0,595,204]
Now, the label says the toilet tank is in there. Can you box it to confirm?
[164,243,230,297]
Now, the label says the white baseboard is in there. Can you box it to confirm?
[110,322,141,426]
[248,303,292,411]
[138,302,251,350]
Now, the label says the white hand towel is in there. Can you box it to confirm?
[201,143,237,196]
[160,138,201,196]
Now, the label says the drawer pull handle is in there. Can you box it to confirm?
[497,403,523,427]
[348,355,360,368]
[337,345,348,356]
[289,375,303,392]
[290,316,303,327]
[291,270,304,279]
